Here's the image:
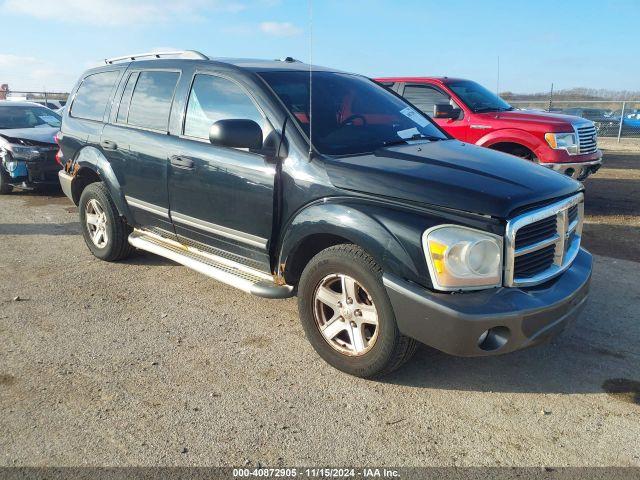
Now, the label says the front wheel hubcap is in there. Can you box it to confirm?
[313,274,379,356]
[85,199,108,248]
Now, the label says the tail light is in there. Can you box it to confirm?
[54,131,63,166]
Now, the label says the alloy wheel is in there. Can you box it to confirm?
[85,198,109,249]
[313,273,379,356]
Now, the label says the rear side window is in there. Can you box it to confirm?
[71,70,120,121]
[184,74,268,140]
[403,84,452,117]
[127,71,179,131]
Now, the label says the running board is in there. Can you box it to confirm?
[128,230,294,299]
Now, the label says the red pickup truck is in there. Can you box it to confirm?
[376,77,602,180]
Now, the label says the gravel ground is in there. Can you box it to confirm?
[0,151,639,467]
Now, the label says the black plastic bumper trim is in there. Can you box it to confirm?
[384,248,592,357]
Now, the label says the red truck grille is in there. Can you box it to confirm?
[576,123,598,154]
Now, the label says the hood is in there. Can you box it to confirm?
[0,127,58,145]
[323,140,581,218]
[477,110,588,130]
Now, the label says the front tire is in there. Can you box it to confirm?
[298,244,417,378]
[0,168,13,194]
[79,182,134,261]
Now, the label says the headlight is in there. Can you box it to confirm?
[545,132,578,155]
[423,225,503,291]
[7,145,40,160]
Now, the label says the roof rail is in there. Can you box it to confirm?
[105,50,209,65]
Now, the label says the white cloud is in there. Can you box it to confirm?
[0,0,246,26]
[0,54,38,68]
[0,54,79,91]
[260,21,302,37]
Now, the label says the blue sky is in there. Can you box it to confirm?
[1,0,637,93]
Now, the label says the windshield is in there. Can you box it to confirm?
[259,71,447,156]
[0,105,61,130]
[448,80,513,113]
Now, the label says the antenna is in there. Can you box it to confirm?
[308,0,313,158]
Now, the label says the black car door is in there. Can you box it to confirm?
[102,68,181,233]
[167,71,277,271]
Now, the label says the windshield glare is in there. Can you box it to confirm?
[448,80,512,113]
[0,105,62,130]
[259,71,447,156]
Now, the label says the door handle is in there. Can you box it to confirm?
[100,139,118,150]
[170,155,195,170]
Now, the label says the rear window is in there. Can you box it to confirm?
[403,85,452,117]
[0,105,61,129]
[127,71,179,131]
[71,70,120,121]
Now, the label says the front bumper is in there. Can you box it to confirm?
[537,149,603,180]
[2,158,62,188]
[546,159,602,181]
[384,248,592,357]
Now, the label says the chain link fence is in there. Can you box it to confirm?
[0,89,70,111]
[508,100,640,141]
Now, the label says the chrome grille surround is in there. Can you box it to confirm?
[574,121,598,154]
[505,193,584,287]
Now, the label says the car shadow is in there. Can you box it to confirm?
[581,223,640,262]
[10,186,65,198]
[119,251,175,267]
[382,316,639,394]
[0,222,81,235]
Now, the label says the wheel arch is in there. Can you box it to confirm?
[70,146,133,222]
[476,129,542,151]
[277,200,429,288]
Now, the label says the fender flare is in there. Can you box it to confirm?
[277,200,428,286]
[475,129,545,157]
[72,146,134,222]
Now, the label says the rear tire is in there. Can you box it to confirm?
[79,182,134,261]
[297,244,417,378]
[0,168,13,194]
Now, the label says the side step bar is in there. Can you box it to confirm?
[128,230,294,299]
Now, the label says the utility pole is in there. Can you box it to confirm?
[496,56,500,95]
[548,83,554,112]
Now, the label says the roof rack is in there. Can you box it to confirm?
[105,50,209,65]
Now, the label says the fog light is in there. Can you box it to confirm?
[478,326,510,351]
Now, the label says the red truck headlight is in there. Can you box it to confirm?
[545,132,578,155]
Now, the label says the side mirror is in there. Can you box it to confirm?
[209,119,263,150]
[434,104,460,119]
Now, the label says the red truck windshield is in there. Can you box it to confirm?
[260,71,447,156]
[448,80,513,113]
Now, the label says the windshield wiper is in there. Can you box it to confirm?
[383,134,443,147]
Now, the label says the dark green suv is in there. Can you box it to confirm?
[58,51,591,378]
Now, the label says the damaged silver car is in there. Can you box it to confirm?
[0,101,62,194]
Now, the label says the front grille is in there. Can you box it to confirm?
[514,244,556,278]
[576,123,598,154]
[568,204,578,225]
[514,216,557,249]
[505,194,584,287]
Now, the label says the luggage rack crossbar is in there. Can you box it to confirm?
[105,50,209,64]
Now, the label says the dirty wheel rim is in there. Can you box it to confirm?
[313,274,379,356]
[85,199,108,249]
